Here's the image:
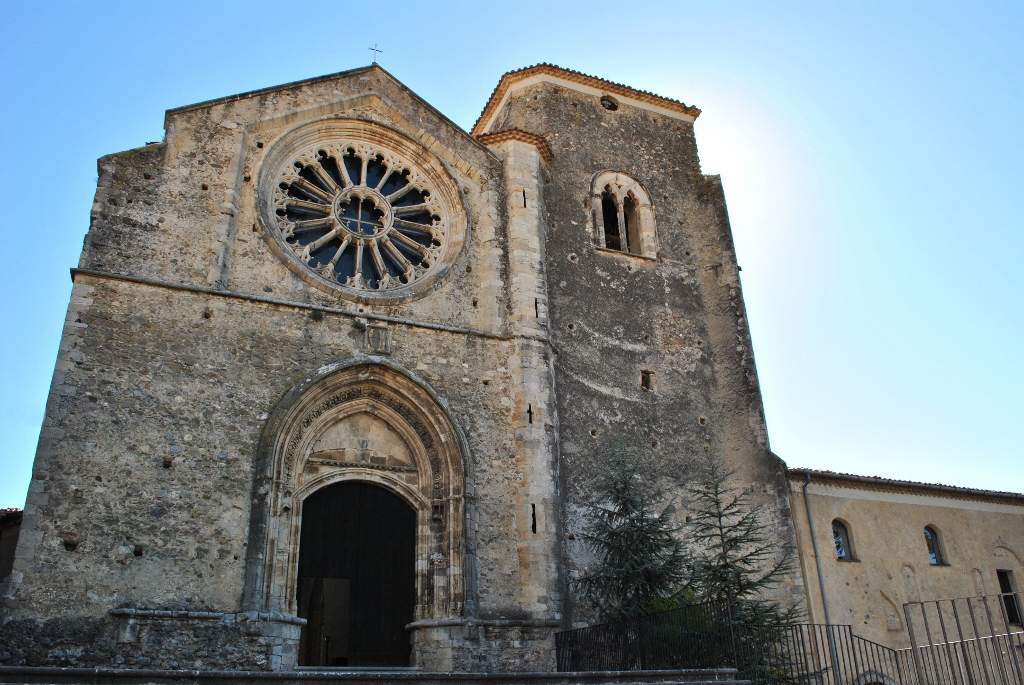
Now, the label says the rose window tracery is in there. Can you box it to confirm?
[257,121,466,303]
[273,144,445,291]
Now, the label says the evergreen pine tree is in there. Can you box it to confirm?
[572,452,689,620]
[685,452,799,625]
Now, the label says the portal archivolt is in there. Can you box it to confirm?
[244,360,469,622]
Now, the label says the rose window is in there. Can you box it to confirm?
[257,121,466,303]
[272,144,447,292]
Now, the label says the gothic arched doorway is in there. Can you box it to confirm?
[244,359,474,670]
[296,481,416,667]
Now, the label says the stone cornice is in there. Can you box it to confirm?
[472,63,701,136]
[476,129,554,161]
[69,267,550,347]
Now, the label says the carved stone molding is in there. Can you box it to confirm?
[244,358,472,623]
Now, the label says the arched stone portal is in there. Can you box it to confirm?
[243,359,473,668]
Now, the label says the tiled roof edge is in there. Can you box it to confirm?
[787,467,1024,504]
[0,507,22,524]
[471,63,701,135]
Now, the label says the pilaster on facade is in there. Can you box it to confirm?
[486,137,561,620]
[471,193,507,335]
[209,128,246,289]
[489,139,550,338]
[506,337,561,620]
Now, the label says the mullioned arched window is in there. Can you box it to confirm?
[591,171,656,258]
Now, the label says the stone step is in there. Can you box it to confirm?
[0,666,747,685]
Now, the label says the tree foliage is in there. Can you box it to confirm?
[574,450,799,626]
[685,452,799,625]
[572,452,689,620]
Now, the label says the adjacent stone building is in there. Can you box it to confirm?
[0,64,801,671]
[788,468,1024,649]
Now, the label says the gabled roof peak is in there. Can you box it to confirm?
[472,63,701,136]
[165,64,382,116]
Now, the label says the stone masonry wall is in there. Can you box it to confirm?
[3,66,566,670]
[489,81,804,625]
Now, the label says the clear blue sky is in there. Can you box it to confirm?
[1,1,1021,509]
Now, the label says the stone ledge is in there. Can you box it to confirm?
[476,131,553,162]
[0,665,743,684]
[108,608,306,626]
[407,618,561,630]
[69,268,551,345]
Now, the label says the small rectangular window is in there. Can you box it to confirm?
[640,370,654,391]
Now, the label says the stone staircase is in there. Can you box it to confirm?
[0,666,747,685]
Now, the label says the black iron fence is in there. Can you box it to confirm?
[555,601,915,684]
[556,593,1024,684]
[555,601,733,672]
[730,623,915,684]
[904,592,1024,685]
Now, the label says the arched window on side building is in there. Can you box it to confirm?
[924,526,946,565]
[832,519,855,561]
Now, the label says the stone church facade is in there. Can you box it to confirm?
[0,64,802,671]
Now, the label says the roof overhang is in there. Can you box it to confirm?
[788,467,1024,505]
[472,64,701,136]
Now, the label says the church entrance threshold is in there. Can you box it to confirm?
[297,482,416,667]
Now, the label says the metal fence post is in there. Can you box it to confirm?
[905,601,929,685]
[725,589,739,674]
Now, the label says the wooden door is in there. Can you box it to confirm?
[297,482,416,667]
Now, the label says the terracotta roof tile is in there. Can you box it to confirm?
[472,63,701,135]
[787,467,1024,504]
[0,507,22,524]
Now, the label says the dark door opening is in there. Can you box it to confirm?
[297,481,416,667]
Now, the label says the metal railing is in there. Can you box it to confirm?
[555,600,734,672]
[556,594,1024,684]
[555,601,913,684]
[730,624,916,684]
[904,592,1024,685]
